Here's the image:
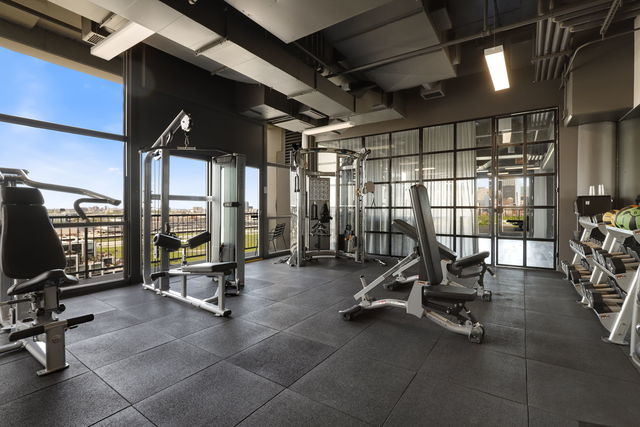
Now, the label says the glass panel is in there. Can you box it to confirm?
[526,111,555,142]
[267,165,291,254]
[423,124,453,152]
[456,119,491,149]
[365,134,390,158]
[339,207,356,231]
[457,148,492,178]
[498,239,523,266]
[456,208,491,236]
[366,233,390,255]
[422,152,453,179]
[365,209,390,232]
[391,156,419,181]
[456,237,492,261]
[0,47,123,133]
[498,177,525,207]
[527,142,555,173]
[392,208,415,227]
[426,180,454,206]
[497,116,524,144]
[498,208,525,237]
[391,233,415,257]
[527,208,555,239]
[527,175,555,206]
[392,183,416,207]
[339,184,355,207]
[432,208,454,235]
[365,183,389,207]
[456,179,492,207]
[437,235,454,250]
[391,129,419,155]
[497,145,524,175]
[527,241,555,268]
[317,152,336,173]
[365,158,390,182]
[339,137,361,151]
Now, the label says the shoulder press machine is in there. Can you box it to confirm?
[340,184,485,343]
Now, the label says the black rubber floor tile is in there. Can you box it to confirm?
[466,301,525,329]
[221,293,277,316]
[527,406,580,427]
[65,308,144,344]
[340,314,439,371]
[246,283,310,301]
[281,286,349,311]
[525,310,607,341]
[59,295,115,318]
[420,339,527,403]
[91,286,155,309]
[527,359,640,426]
[290,349,415,426]
[526,329,640,383]
[385,374,527,427]
[95,340,219,403]
[141,308,229,338]
[120,296,199,321]
[486,289,525,309]
[183,318,277,357]
[68,323,174,369]
[285,299,375,347]
[93,406,154,427]
[525,295,594,320]
[239,301,319,330]
[238,389,368,427]
[0,351,88,404]
[440,322,525,358]
[135,361,282,427]
[0,372,128,426]
[228,332,335,386]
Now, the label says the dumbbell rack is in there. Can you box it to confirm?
[563,218,640,368]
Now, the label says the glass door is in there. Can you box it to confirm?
[494,110,557,268]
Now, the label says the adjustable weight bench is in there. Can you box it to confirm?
[0,187,94,375]
[387,219,494,301]
[340,184,485,343]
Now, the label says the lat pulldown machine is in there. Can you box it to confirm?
[141,111,245,316]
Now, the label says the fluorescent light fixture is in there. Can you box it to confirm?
[303,121,355,136]
[484,45,510,91]
[91,21,155,60]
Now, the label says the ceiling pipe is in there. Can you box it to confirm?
[326,0,614,78]
[552,3,612,22]
[601,0,623,36]
[570,9,640,32]
[552,29,571,79]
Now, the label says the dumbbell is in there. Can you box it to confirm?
[580,258,591,271]
[605,256,639,274]
[569,268,591,284]
[585,290,622,313]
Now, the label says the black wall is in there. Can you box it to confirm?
[124,45,265,282]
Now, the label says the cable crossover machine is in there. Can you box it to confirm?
[141,110,245,316]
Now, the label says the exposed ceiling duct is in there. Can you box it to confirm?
[323,0,457,92]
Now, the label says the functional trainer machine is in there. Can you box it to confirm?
[288,146,371,266]
[340,184,485,343]
[0,168,120,375]
[141,111,245,316]
[382,219,494,301]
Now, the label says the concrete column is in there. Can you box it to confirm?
[618,118,640,205]
[576,122,616,196]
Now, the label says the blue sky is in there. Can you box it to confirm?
[0,47,260,210]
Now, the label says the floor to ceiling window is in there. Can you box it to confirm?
[319,108,558,269]
[0,47,125,285]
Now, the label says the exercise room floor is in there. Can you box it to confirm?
[1,259,640,426]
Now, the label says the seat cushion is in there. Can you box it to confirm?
[451,251,489,269]
[181,262,237,273]
[422,284,477,302]
[8,269,78,295]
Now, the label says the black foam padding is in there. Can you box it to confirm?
[1,186,44,205]
[187,231,211,249]
[409,184,443,285]
[153,233,182,250]
[1,187,66,279]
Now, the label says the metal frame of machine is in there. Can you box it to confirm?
[288,145,370,267]
[141,111,245,314]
